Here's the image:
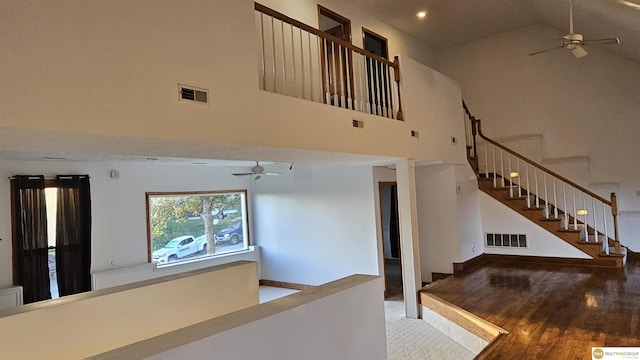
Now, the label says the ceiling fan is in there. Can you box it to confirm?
[529,0,620,58]
[231,161,280,181]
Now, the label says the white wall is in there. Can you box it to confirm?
[0,160,253,288]
[0,0,458,166]
[252,164,380,285]
[400,56,468,165]
[455,165,484,262]
[416,164,461,282]
[437,23,640,249]
[479,192,591,259]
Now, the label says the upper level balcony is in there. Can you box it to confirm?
[254,3,402,121]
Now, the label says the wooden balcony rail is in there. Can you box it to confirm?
[255,3,403,120]
[463,101,621,256]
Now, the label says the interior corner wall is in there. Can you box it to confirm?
[415,164,461,282]
[436,23,640,248]
[479,192,591,259]
[251,164,379,286]
[0,160,253,288]
[455,165,483,262]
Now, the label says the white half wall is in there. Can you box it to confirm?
[252,164,380,285]
[479,192,591,259]
[93,275,386,360]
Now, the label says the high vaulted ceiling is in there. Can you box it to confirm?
[351,0,640,62]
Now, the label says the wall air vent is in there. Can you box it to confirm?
[179,84,209,104]
[486,233,527,248]
[352,119,364,128]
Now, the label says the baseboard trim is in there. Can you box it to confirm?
[453,254,487,276]
[259,279,312,291]
[454,253,621,276]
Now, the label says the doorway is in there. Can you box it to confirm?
[379,182,402,298]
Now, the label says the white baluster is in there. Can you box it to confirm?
[484,142,489,180]
[517,160,522,197]
[271,17,277,92]
[290,25,297,97]
[259,13,266,91]
[526,164,531,208]
[535,169,540,208]
[582,192,587,241]
[603,203,609,254]
[572,188,578,230]
[323,38,331,104]
[543,173,549,218]
[299,28,305,99]
[508,154,513,198]
[553,179,558,219]
[500,150,505,187]
[563,183,568,229]
[492,146,497,188]
[330,41,338,105]
[281,21,287,95]
[592,197,597,244]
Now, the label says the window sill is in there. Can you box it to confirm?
[154,246,257,271]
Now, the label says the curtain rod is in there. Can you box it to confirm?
[8,175,91,180]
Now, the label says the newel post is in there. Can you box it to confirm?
[611,193,622,256]
[393,56,403,121]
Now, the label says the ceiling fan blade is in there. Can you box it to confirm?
[571,45,588,58]
[582,37,620,45]
[231,172,255,177]
[263,172,281,176]
[529,45,564,56]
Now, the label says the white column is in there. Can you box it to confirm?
[395,158,422,319]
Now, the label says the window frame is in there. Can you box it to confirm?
[145,189,250,265]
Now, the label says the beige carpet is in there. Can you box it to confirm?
[385,296,475,360]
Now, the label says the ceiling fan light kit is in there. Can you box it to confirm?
[529,0,620,58]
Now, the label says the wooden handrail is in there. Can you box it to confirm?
[255,2,396,68]
[474,119,611,205]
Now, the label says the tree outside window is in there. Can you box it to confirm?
[146,190,249,265]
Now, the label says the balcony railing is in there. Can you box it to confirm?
[255,3,402,120]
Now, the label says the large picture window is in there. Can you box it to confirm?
[146,190,249,265]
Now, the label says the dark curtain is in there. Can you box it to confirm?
[11,175,51,304]
[55,175,92,296]
[389,185,400,258]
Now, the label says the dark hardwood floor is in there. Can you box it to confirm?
[423,258,640,359]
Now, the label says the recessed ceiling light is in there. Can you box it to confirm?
[416,10,428,19]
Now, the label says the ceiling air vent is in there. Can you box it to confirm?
[179,84,209,104]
